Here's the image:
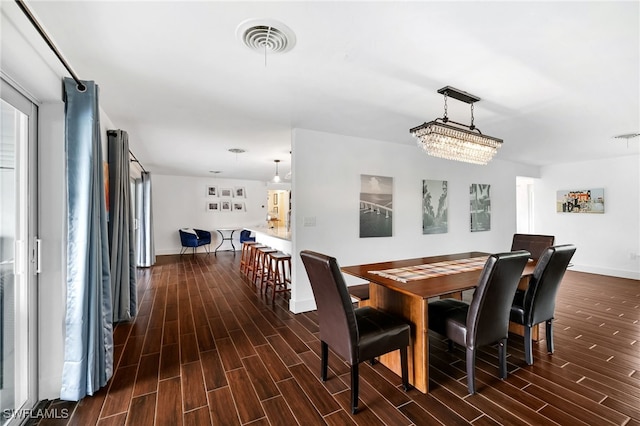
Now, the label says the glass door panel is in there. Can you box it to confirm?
[1,80,37,425]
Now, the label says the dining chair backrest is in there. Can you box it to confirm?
[511,234,555,260]
[467,250,530,348]
[522,244,576,326]
[300,250,358,363]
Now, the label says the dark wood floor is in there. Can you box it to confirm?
[40,252,639,425]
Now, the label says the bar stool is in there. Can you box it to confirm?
[240,241,259,275]
[254,246,277,288]
[264,252,292,303]
[245,244,267,282]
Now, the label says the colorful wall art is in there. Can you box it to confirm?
[556,188,604,213]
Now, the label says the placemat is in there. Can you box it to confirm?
[368,256,488,283]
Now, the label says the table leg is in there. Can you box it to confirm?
[370,283,429,394]
[214,230,225,254]
[214,230,237,256]
[229,229,236,252]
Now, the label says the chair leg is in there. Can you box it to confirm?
[546,319,554,354]
[180,247,187,256]
[498,338,507,379]
[524,325,534,365]
[320,341,328,382]
[466,347,476,395]
[351,363,359,414]
[400,346,410,392]
[447,339,454,352]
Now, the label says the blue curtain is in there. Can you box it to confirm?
[107,130,137,322]
[136,172,155,267]
[60,78,113,401]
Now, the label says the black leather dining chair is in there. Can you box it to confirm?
[511,233,555,260]
[428,251,530,394]
[510,244,576,365]
[300,250,411,414]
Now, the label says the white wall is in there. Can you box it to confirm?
[534,155,640,279]
[289,128,538,313]
[152,174,270,254]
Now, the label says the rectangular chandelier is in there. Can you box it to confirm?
[410,120,503,165]
[410,86,503,165]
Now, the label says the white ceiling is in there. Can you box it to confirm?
[22,1,640,181]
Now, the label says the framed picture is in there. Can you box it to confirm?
[233,202,245,212]
[470,183,491,232]
[422,179,448,234]
[234,187,246,198]
[207,201,219,212]
[359,174,393,238]
[207,185,218,197]
[221,200,231,212]
[220,188,232,198]
[556,188,604,213]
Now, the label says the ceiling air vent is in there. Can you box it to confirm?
[236,19,296,54]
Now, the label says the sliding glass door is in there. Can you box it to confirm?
[1,79,38,425]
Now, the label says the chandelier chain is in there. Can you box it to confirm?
[470,103,475,129]
[443,91,448,120]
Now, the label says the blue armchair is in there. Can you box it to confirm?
[179,228,212,255]
[240,229,256,244]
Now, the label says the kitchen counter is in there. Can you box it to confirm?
[246,225,292,254]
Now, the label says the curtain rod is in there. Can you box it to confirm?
[106,130,148,173]
[18,0,149,174]
[129,150,148,174]
[15,0,86,91]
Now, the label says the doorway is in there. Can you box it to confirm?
[516,176,535,233]
[267,189,290,230]
[1,79,39,425]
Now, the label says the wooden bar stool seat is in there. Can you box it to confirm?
[254,246,277,288]
[246,244,268,282]
[264,252,292,303]
[240,241,259,275]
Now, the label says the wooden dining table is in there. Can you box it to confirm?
[341,251,536,394]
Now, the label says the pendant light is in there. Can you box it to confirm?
[272,159,281,183]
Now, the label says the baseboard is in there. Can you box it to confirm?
[155,247,241,256]
[156,248,181,255]
[288,297,317,314]
[570,264,640,280]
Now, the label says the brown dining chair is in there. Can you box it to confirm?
[511,233,555,260]
[510,244,576,365]
[300,250,411,414]
[428,250,530,394]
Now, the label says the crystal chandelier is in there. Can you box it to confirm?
[410,86,503,165]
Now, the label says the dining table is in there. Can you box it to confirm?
[341,251,536,394]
